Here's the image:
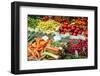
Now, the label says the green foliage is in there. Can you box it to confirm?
[28,16,40,29]
[50,41,61,47]
[28,31,35,42]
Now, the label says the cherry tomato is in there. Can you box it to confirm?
[63,24,67,28]
[63,22,68,25]
[68,28,71,32]
[73,33,77,36]
[70,32,73,35]
[61,32,65,34]
[76,27,80,31]
[59,27,63,30]
[71,24,76,27]
[71,25,76,30]
[68,25,71,28]
[74,29,78,33]
[78,31,82,34]
[75,25,79,28]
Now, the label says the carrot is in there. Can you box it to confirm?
[32,51,37,58]
[28,45,40,58]
[28,38,53,60]
[37,47,44,51]
[28,47,32,53]
[40,41,47,46]
[46,46,59,52]
[32,43,37,47]
[35,50,40,58]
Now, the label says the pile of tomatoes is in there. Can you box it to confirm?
[58,17,88,37]
[59,24,83,36]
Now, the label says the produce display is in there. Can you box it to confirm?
[27,15,88,61]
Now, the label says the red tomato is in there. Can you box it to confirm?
[61,32,65,34]
[67,25,71,28]
[59,26,63,30]
[63,24,67,28]
[63,22,68,25]
[75,25,79,28]
[71,24,76,27]
[70,32,73,35]
[73,33,77,36]
[78,31,82,34]
[74,29,78,33]
[71,25,76,30]
[76,27,80,31]
[68,28,71,32]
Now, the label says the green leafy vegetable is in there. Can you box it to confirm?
[28,16,40,29]
[28,32,35,42]
[50,41,61,47]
